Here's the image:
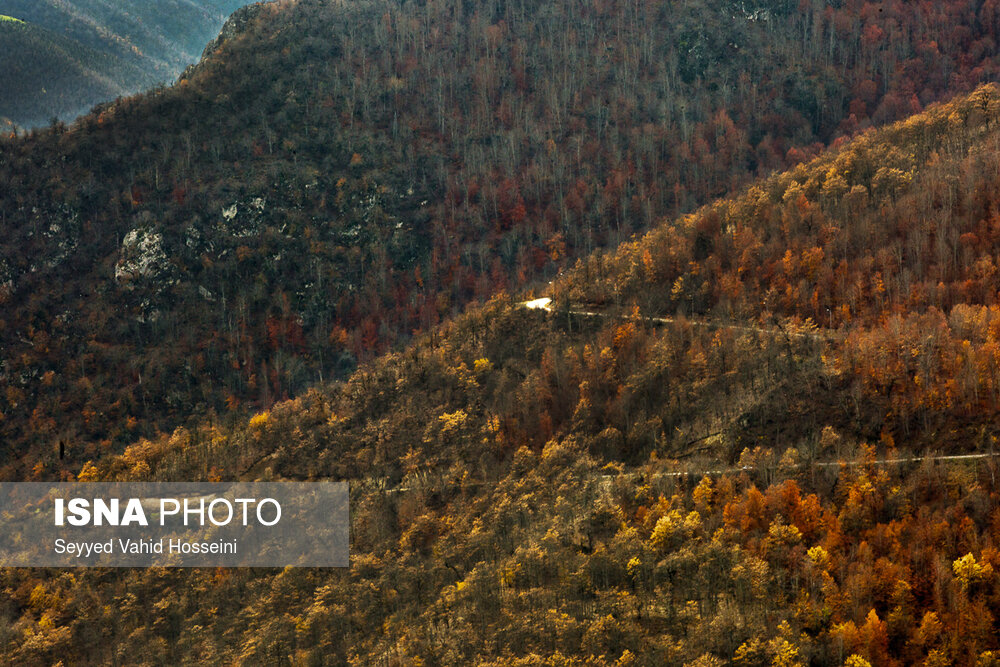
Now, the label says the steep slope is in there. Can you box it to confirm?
[5,0,1000,480]
[7,87,1000,666]
[0,0,248,128]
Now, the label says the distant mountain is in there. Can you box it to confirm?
[0,0,249,128]
[0,15,142,128]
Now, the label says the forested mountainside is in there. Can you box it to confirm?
[0,15,143,128]
[4,0,1000,479]
[0,0,247,128]
[7,86,1000,666]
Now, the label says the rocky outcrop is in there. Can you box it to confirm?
[115,227,170,286]
[179,2,269,82]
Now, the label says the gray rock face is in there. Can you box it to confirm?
[115,228,170,286]
[180,2,269,81]
[203,2,268,57]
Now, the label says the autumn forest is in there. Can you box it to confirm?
[5,0,1000,664]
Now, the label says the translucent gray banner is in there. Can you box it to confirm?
[0,482,348,567]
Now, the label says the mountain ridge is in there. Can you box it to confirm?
[13,85,1000,666]
[5,0,1000,482]
[0,0,250,128]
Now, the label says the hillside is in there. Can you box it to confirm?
[6,86,1000,665]
[0,16,145,128]
[0,0,248,128]
[5,0,1000,481]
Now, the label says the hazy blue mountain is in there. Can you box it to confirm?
[0,0,249,128]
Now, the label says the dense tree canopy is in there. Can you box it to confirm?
[6,86,1000,666]
[7,1,1000,663]
[5,0,1000,478]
